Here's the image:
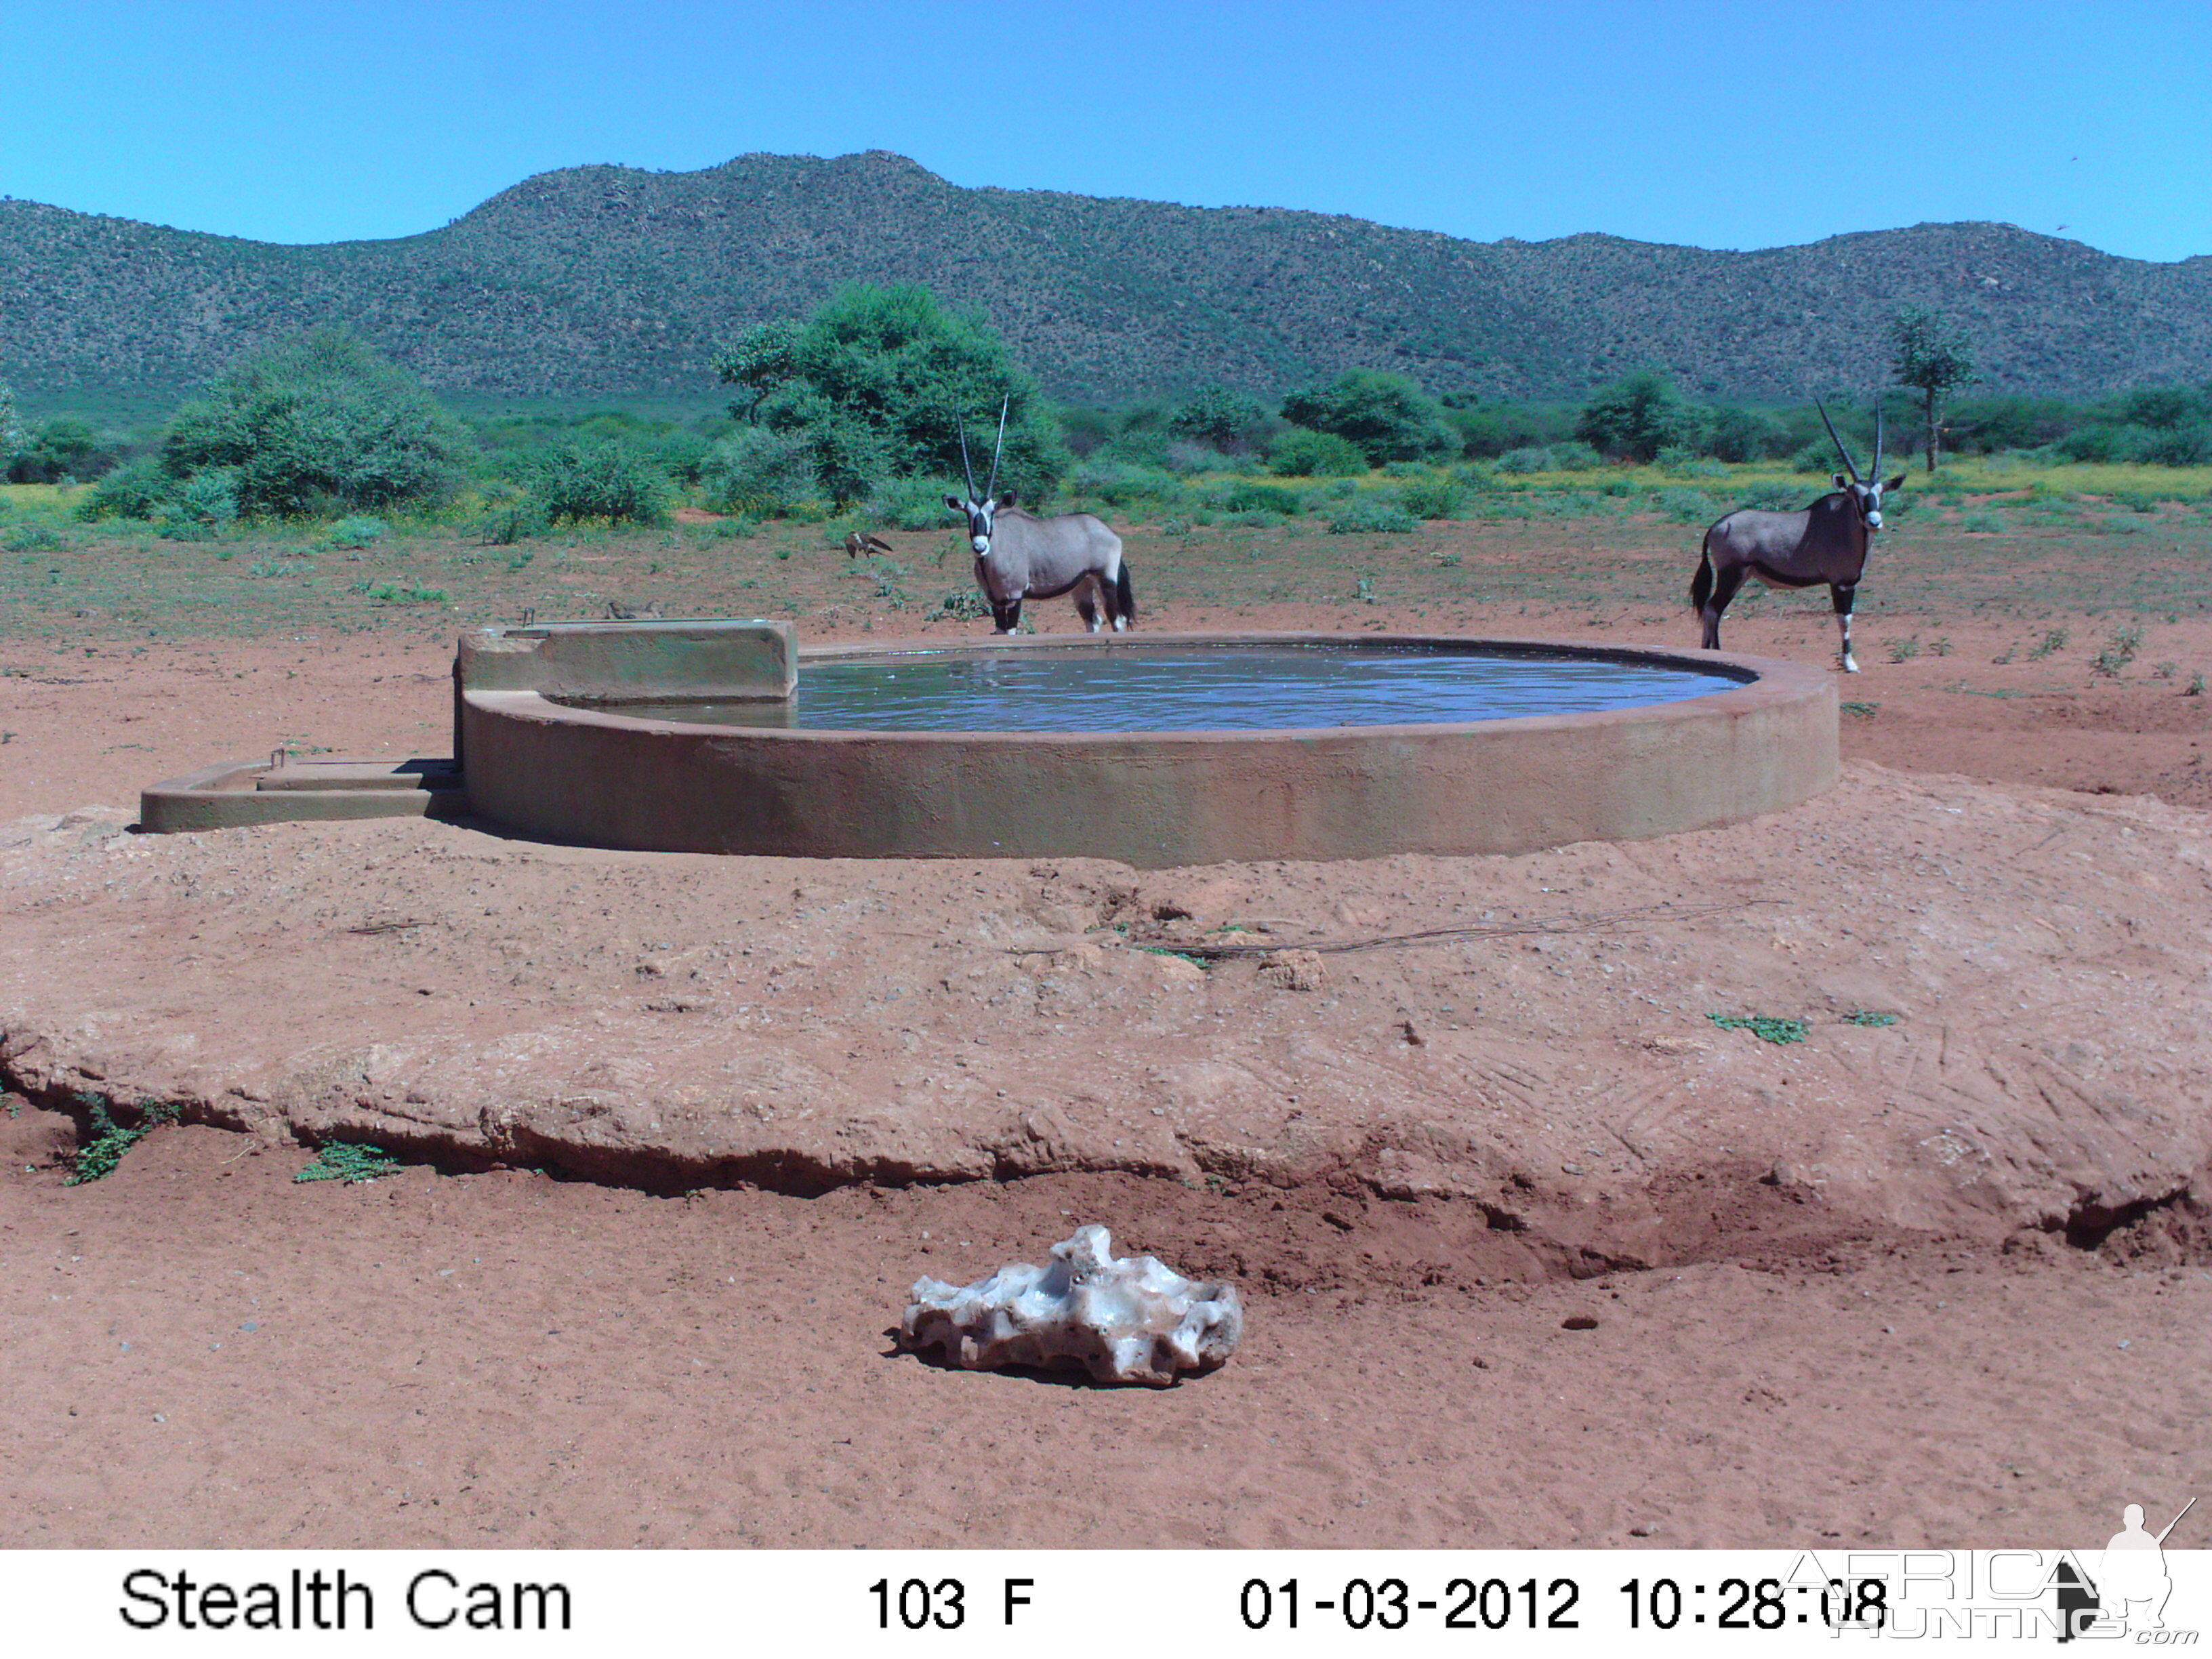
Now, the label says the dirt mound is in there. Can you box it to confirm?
[7,764,2207,1268]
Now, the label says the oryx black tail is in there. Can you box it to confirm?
[1115,560,1136,628]
[1690,539,1714,613]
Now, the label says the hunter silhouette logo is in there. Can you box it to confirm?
[2058,1496,2196,1641]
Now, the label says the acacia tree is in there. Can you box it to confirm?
[1575,368,1688,462]
[712,319,800,423]
[1891,307,1977,472]
[715,285,1067,506]
[1279,369,1455,464]
[163,327,473,515]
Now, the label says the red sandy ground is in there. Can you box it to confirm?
[3,583,2209,1551]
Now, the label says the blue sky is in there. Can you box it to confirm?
[7,0,2209,262]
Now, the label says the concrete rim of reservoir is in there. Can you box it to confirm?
[458,632,1838,866]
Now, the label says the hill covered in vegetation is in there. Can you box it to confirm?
[5,150,2209,407]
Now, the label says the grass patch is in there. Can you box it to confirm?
[1708,1014,1807,1045]
[2091,624,2144,677]
[294,1142,404,1184]
[64,1096,181,1185]
[1839,1010,1899,1027]
[1839,700,1879,718]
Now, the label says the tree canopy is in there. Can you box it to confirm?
[1890,307,1977,471]
[717,284,1067,506]
[163,327,474,515]
[1278,369,1455,464]
[1575,369,1689,462]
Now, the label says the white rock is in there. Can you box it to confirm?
[901,1225,1242,1387]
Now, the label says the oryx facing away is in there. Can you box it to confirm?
[946,401,1134,634]
[1690,404,1905,672]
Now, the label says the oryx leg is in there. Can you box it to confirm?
[991,596,1024,635]
[1699,563,1749,651]
[1075,577,1103,634]
[1830,580,1860,673]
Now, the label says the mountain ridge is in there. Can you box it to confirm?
[5,149,2209,406]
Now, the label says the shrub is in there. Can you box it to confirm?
[1067,459,1183,508]
[1496,446,1554,474]
[1326,492,1418,533]
[869,474,962,531]
[321,514,388,550]
[1170,385,1269,450]
[475,487,550,545]
[77,457,172,522]
[1700,405,1791,463]
[1222,480,1305,516]
[1266,426,1368,477]
[1,519,66,553]
[530,440,670,524]
[1280,369,1456,464]
[158,468,241,540]
[737,283,1070,505]
[1731,480,1817,512]
[1789,439,1845,474]
[1577,369,1689,462]
[6,415,118,485]
[1164,439,1231,475]
[1396,477,1463,519]
[701,426,819,516]
[1656,486,1717,523]
[164,326,474,516]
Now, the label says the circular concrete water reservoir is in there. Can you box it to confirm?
[457,629,1835,867]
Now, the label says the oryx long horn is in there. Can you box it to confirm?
[957,413,978,503]
[1816,399,1862,483]
[1872,406,1885,478]
[983,396,1009,501]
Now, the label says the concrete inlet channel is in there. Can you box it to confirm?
[144,621,1837,865]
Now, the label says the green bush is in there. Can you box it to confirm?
[732,283,1071,506]
[869,474,962,531]
[77,456,173,522]
[1496,446,1554,474]
[1656,486,1718,523]
[1164,439,1232,475]
[1396,477,1463,519]
[1731,480,1818,512]
[530,440,670,524]
[1,518,66,553]
[1222,480,1305,515]
[164,326,474,516]
[1170,385,1270,450]
[321,514,388,550]
[1067,459,1183,508]
[1700,405,1791,463]
[1266,426,1368,477]
[158,468,241,541]
[5,415,119,485]
[1281,369,1456,464]
[701,426,819,515]
[475,487,550,545]
[1326,492,1418,533]
[1577,369,1690,462]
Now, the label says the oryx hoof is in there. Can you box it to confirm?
[1840,657,1860,674]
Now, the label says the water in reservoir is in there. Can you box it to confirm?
[588,644,1744,733]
